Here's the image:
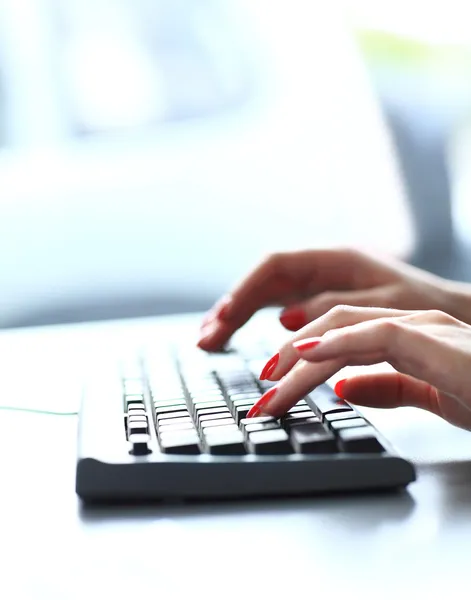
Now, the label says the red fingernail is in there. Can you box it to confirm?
[247,387,278,418]
[259,353,279,380]
[293,338,321,352]
[279,308,307,331]
[334,379,347,399]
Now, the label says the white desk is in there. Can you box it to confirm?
[0,315,469,599]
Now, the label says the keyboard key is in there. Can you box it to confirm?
[193,401,227,412]
[196,407,231,424]
[218,370,255,384]
[158,422,196,433]
[283,416,321,431]
[249,429,292,454]
[192,402,227,419]
[204,431,246,455]
[128,415,148,424]
[128,422,148,435]
[160,432,200,455]
[330,418,369,431]
[193,405,226,419]
[157,416,192,428]
[128,408,147,418]
[153,398,187,408]
[126,401,145,412]
[290,423,337,454]
[243,421,280,438]
[324,412,360,424]
[287,405,314,415]
[337,427,384,453]
[227,392,261,403]
[201,417,237,430]
[234,405,254,424]
[240,416,277,430]
[224,385,260,396]
[128,433,151,455]
[154,404,187,417]
[199,412,235,424]
[191,393,225,403]
[125,395,145,407]
[203,424,239,437]
[307,385,353,420]
[281,411,318,427]
[232,398,260,408]
[158,410,190,421]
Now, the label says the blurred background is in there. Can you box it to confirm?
[0,0,470,328]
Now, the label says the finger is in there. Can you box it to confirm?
[261,305,411,381]
[335,372,471,430]
[294,312,471,404]
[250,358,345,418]
[279,285,396,330]
[199,248,391,351]
[336,371,435,409]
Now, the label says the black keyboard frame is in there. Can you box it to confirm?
[76,347,416,502]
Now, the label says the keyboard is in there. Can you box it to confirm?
[76,334,416,502]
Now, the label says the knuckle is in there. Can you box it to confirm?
[312,292,338,314]
[409,309,452,324]
[379,319,401,336]
[326,304,353,320]
[426,309,451,323]
[378,319,404,353]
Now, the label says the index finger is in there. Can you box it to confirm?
[198,248,375,351]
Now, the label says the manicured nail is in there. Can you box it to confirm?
[247,387,278,418]
[293,338,321,352]
[334,379,347,399]
[279,308,307,331]
[259,353,279,380]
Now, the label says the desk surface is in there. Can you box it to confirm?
[0,314,470,599]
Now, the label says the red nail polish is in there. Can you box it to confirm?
[247,387,278,418]
[279,308,307,331]
[334,379,347,399]
[293,339,321,352]
[259,353,279,380]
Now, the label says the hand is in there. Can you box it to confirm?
[197,248,471,351]
[247,306,471,431]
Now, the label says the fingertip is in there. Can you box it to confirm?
[259,353,280,380]
[334,378,348,399]
[279,307,307,331]
[197,321,221,350]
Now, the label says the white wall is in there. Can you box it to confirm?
[0,0,413,325]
